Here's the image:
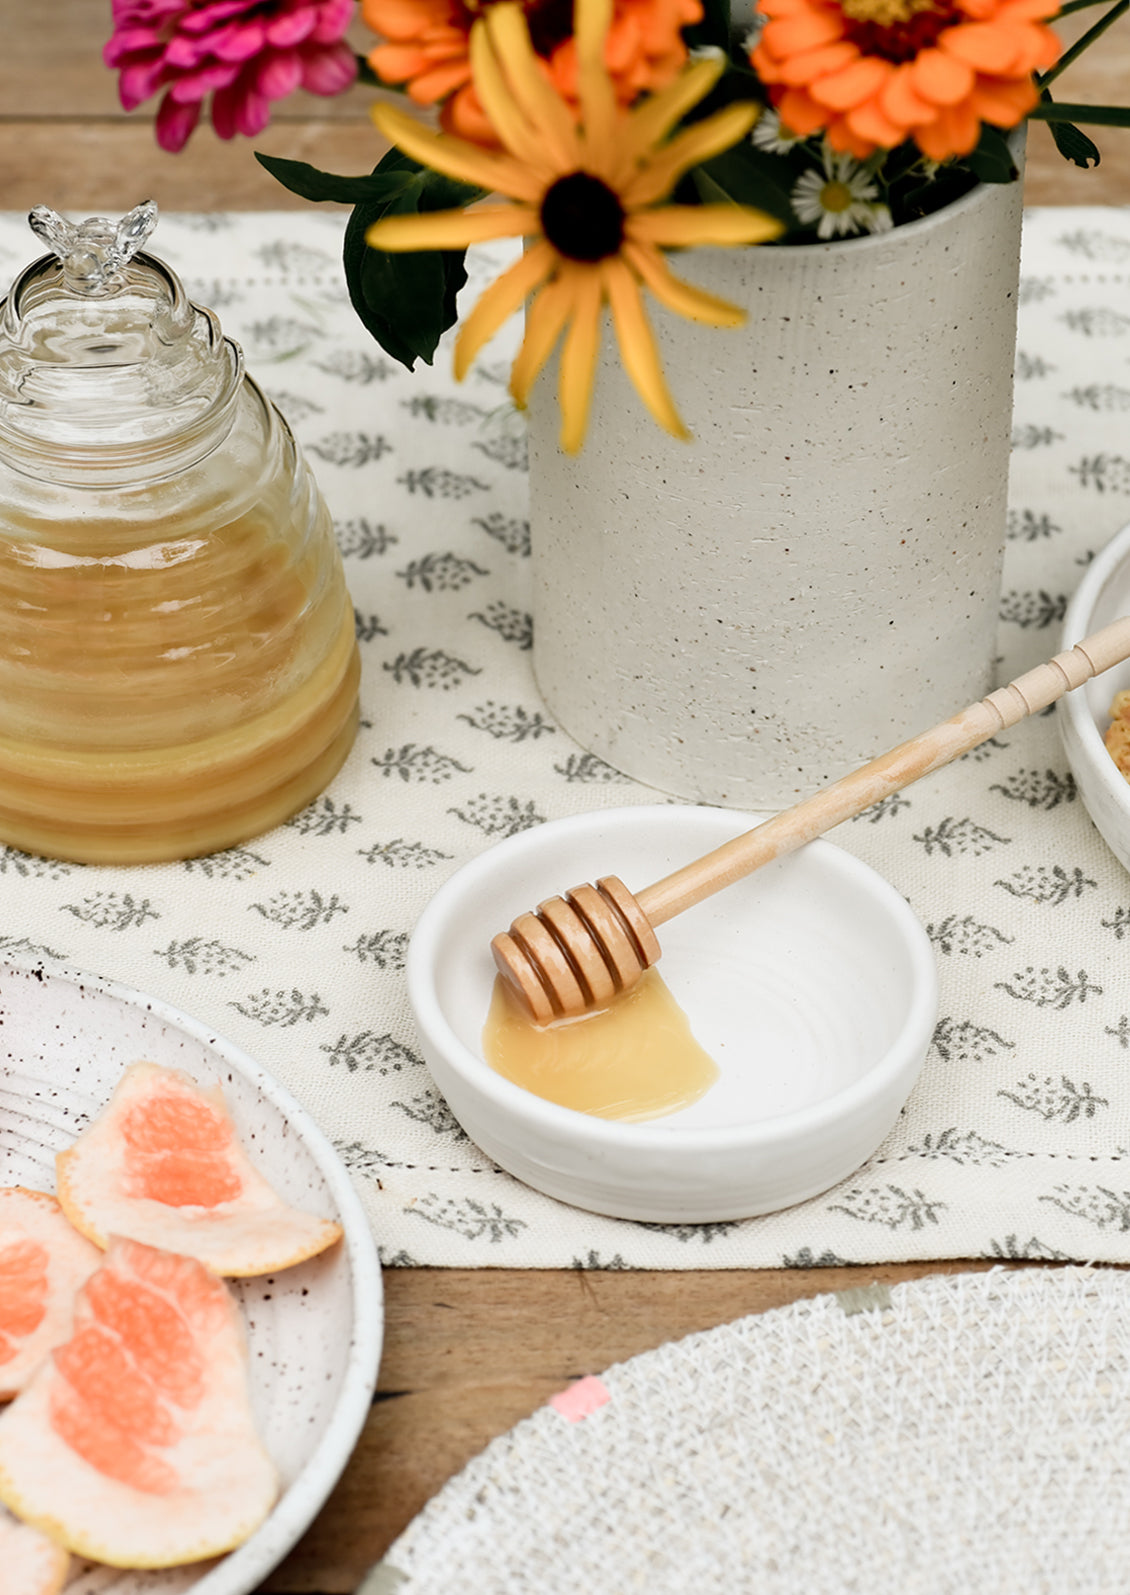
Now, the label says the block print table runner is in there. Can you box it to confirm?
[0,205,1129,1269]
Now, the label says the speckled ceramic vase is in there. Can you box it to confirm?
[527,167,1025,808]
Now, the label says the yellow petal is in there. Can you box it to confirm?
[469,18,552,174]
[624,57,727,157]
[626,203,782,247]
[624,102,761,207]
[366,204,537,252]
[603,257,689,441]
[509,272,574,409]
[574,0,618,171]
[372,102,543,202]
[557,264,604,455]
[455,239,556,380]
[622,239,746,326]
[485,5,581,171]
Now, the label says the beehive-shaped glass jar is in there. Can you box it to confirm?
[0,202,359,864]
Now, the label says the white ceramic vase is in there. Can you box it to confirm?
[527,167,1025,808]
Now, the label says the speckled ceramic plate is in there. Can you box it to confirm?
[0,958,383,1595]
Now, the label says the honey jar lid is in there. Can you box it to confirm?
[0,201,242,478]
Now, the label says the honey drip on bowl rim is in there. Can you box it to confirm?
[482,968,720,1122]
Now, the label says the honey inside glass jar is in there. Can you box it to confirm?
[0,203,358,863]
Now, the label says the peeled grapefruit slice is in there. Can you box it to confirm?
[0,1505,69,1595]
[0,1237,278,1569]
[0,1188,102,1401]
[56,1061,342,1276]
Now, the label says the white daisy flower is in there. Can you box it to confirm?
[790,152,892,240]
[751,106,805,155]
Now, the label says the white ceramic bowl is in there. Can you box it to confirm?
[0,959,383,1595]
[1060,519,1130,875]
[407,805,939,1223]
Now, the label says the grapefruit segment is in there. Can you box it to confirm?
[0,1188,102,1400]
[0,1237,278,1569]
[56,1062,342,1276]
[0,1504,69,1595]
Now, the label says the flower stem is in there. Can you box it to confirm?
[1028,98,1130,123]
[1037,0,1129,88]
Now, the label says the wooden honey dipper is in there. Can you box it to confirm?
[492,616,1130,1023]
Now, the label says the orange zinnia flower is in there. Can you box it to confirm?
[750,0,1062,161]
[362,0,702,143]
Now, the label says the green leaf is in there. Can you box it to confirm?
[254,151,415,206]
[1048,117,1103,168]
[692,144,797,229]
[683,0,732,52]
[353,53,383,88]
[342,148,484,370]
[962,124,1020,183]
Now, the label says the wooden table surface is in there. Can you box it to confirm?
[3,5,1129,1591]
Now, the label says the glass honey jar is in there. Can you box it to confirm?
[0,202,360,864]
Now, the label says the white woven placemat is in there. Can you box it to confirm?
[371,1265,1130,1594]
[0,208,1129,1267]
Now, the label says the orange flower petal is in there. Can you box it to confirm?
[999,0,1061,22]
[910,46,975,106]
[940,22,1024,73]
[369,43,433,82]
[775,85,831,134]
[824,116,878,157]
[809,55,892,111]
[1020,21,1064,69]
[914,98,981,159]
[409,58,475,101]
[879,63,935,127]
[441,82,499,144]
[751,40,787,84]
[777,40,859,86]
[968,72,1037,124]
[845,95,906,146]
[763,9,845,55]
[362,0,454,40]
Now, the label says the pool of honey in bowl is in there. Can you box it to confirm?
[482,969,720,1122]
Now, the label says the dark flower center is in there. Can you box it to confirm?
[540,173,626,263]
[838,0,960,62]
[460,0,576,59]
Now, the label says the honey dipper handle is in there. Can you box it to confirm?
[636,614,1130,929]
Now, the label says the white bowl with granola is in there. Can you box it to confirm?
[1060,518,1130,874]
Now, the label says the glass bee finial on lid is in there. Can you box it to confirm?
[27,199,158,298]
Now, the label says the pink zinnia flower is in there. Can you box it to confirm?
[104,0,359,153]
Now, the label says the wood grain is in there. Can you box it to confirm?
[2,7,1128,1591]
[1,1,1127,209]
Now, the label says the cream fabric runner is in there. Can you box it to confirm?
[0,205,1128,1268]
